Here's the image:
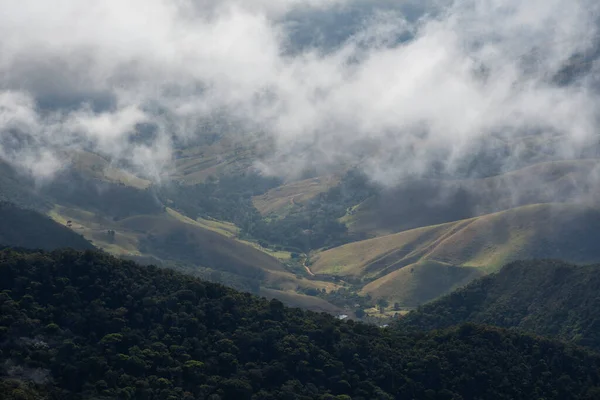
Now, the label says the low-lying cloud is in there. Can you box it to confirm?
[0,0,599,184]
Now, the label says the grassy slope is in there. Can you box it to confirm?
[69,151,152,189]
[49,205,340,304]
[170,135,270,185]
[313,203,600,305]
[252,175,340,216]
[347,159,600,237]
[317,203,600,275]
[360,261,484,306]
[50,206,284,271]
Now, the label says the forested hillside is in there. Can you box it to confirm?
[398,260,600,350]
[0,202,94,251]
[2,249,600,399]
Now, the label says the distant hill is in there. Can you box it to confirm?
[313,203,600,306]
[398,260,600,350]
[347,159,600,237]
[252,175,340,216]
[2,249,600,400]
[0,202,94,251]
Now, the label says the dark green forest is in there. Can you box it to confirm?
[2,249,600,399]
[398,260,600,350]
[162,169,376,252]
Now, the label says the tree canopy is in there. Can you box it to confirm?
[2,249,600,399]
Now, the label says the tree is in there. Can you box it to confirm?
[377,298,389,314]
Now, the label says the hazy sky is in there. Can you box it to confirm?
[1,0,599,183]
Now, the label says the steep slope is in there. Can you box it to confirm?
[398,260,600,350]
[315,203,600,275]
[360,261,484,307]
[313,203,600,306]
[0,202,94,251]
[121,213,286,279]
[348,159,600,236]
[2,249,600,400]
[49,205,286,279]
[48,205,340,309]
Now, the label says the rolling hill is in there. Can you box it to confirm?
[3,248,600,400]
[5,138,600,317]
[47,204,341,310]
[346,159,600,237]
[398,259,600,350]
[313,203,600,306]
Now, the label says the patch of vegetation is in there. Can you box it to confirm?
[297,285,373,312]
[165,169,376,253]
[159,173,283,226]
[398,259,600,351]
[2,249,600,399]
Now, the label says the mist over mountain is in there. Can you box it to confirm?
[3,0,600,333]
[6,3,600,395]
[1,0,600,191]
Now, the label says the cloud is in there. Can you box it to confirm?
[0,0,599,184]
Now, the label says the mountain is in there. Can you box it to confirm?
[5,142,600,318]
[3,248,600,399]
[346,159,600,237]
[312,203,600,306]
[0,150,347,309]
[0,202,94,251]
[398,259,600,350]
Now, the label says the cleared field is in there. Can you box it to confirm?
[170,134,270,185]
[316,203,600,277]
[253,175,340,216]
[360,261,484,306]
[311,220,470,278]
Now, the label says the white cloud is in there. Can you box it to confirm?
[0,0,598,183]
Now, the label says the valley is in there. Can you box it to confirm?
[3,1,600,398]
[3,140,600,322]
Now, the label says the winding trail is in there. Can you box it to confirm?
[304,265,315,276]
[303,257,316,276]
